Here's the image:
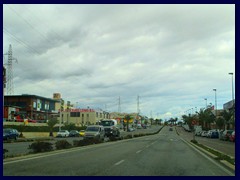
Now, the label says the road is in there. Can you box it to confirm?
[3,126,234,176]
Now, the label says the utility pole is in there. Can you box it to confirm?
[137,95,140,123]
[4,44,18,95]
[118,96,121,113]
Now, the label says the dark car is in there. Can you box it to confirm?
[209,131,219,138]
[3,128,20,140]
[69,130,80,137]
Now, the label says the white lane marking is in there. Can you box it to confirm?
[136,150,142,154]
[114,160,125,166]
[151,141,157,145]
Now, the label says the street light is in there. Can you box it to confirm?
[228,73,234,105]
[204,98,207,109]
[229,72,235,125]
[213,89,217,116]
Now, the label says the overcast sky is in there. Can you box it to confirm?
[3,4,235,120]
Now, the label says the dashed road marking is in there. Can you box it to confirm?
[114,160,125,166]
[136,150,142,154]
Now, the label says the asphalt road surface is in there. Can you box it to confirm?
[3,126,234,176]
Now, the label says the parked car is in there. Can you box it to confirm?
[220,130,234,141]
[206,130,218,138]
[142,124,147,129]
[56,130,70,137]
[3,128,20,140]
[127,127,135,132]
[28,119,37,123]
[229,131,235,142]
[69,130,80,137]
[209,131,219,138]
[79,130,85,137]
[201,131,208,137]
[83,125,105,141]
[218,130,224,140]
[136,124,142,129]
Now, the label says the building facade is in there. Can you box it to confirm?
[4,94,60,122]
[58,109,110,126]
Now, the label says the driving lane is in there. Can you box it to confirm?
[3,126,234,176]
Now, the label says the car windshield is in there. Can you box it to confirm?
[100,121,113,126]
[86,127,99,131]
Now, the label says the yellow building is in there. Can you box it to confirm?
[58,108,110,126]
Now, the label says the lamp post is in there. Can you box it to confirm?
[213,89,217,116]
[204,98,207,109]
[229,72,235,126]
[228,73,234,104]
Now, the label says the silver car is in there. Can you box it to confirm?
[84,125,105,141]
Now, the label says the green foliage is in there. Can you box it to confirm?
[28,141,53,153]
[73,139,102,147]
[125,134,133,139]
[3,149,8,155]
[47,118,58,136]
[109,136,122,141]
[191,139,198,144]
[63,123,76,131]
[55,140,72,150]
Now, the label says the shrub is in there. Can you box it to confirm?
[109,136,121,141]
[55,140,72,150]
[3,149,8,158]
[191,139,198,144]
[3,149,8,155]
[28,141,53,153]
[125,134,133,139]
[73,138,102,147]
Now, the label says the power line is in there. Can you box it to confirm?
[3,28,41,55]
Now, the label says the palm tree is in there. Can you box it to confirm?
[125,114,131,132]
[220,110,232,130]
[47,118,58,137]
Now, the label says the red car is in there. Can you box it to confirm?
[229,131,235,142]
[28,119,37,123]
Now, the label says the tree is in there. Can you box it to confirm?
[47,118,58,137]
[215,117,225,130]
[220,110,232,130]
[197,108,215,130]
[149,118,154,125]
[63,123,76,131]
[124,114,131,132]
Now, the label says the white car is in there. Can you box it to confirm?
[57,130,70,137]
[201,131,208,137]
